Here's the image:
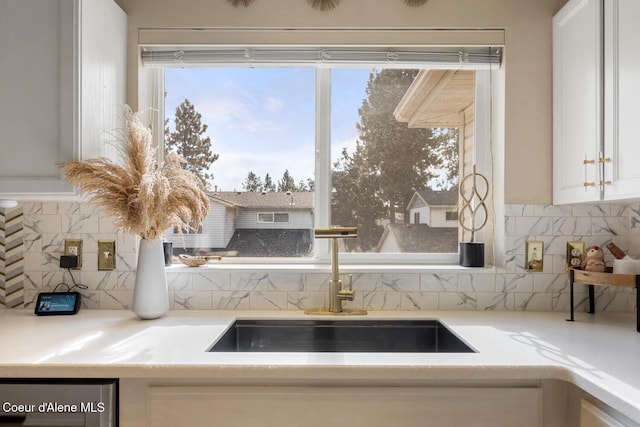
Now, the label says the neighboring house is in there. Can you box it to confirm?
[166,191,314,257]
[406,189,459,228]
[376,189,459,253]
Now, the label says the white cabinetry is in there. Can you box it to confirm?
[553,0,640,205]
[0,0,126,197]
[602,0,640,200]
[143,385,541,427]
[581,400,627,427]
[553,0,602,205]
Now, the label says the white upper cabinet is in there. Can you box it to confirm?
[553,0,640,205]
[553,0,603,205]
[602,0,640,201]
[0,0,126,197]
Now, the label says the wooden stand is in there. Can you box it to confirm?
[567,267,640,332]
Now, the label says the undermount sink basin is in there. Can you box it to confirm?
[208,319,475,353]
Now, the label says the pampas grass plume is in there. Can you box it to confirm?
[60,107,210,240]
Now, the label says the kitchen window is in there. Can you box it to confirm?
[140,43,500,264]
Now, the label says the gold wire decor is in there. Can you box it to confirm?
[458,165,489,243]
[307,0,341,11]
[404,0,429,6]
[227,0,255,6]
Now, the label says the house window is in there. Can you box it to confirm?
[173,224,203,235]
[258,212,290,224]
[142,43,499,263]
[446,211,459,221]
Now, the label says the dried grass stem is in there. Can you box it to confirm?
[61,107,210,240]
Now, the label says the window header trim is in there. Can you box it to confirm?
[141,45,502,69]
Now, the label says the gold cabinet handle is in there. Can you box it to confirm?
[583,159,595,165]
[600,180,611,186]
[599,157,611,163]
[583,182,596,187]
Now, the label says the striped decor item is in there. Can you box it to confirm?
[0,207,24,308]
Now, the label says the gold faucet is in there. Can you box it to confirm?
[305,227,367,315]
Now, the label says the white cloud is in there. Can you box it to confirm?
[198,97,284,134]
[264,96,284,113]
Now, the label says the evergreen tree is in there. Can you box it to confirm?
[263,173,276,192]
[331,69,459,251]
[277,169,297,192]
[242,171,263,192]
[332,147,385,251]
[305,178,315,192]
[165,99,219,188]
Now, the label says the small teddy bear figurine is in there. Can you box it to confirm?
[582,245,606,272]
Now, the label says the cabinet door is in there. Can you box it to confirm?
[0,0,76,195]
[147,386,541,427]
[580,399,627,427]
[553,0,603,204]
[80,0,127,161]
[0,0,126,198]
[603,0,640,201]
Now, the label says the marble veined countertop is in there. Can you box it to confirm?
[0,309,639,422]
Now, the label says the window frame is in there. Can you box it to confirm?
[141,44,497,266]
[446,211,459,221]
[257,212,291,224]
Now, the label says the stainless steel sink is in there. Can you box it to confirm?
[208,319,474,353]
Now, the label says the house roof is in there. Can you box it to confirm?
[209,191,314,210]
[224,229,313,257]
[417,189,458,206]
[377,223,458,253]
[407,189,458,210]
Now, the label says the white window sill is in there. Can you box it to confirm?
[166,262,499,274]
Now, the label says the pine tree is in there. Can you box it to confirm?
[242,171,263,192]
[263,173,276,192]
[165,99,219,188]
[331,69,459,250]
[277,169,297,192]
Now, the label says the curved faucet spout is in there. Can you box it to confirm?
[305,227,366,315]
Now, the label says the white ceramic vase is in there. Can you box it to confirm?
[132,239,169,319]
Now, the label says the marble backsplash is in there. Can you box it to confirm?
[1,201,638,313]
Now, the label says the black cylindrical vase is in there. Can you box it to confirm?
[459,242,484,267]
[162,241,173,266]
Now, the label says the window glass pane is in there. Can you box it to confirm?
[257,213,274,223]
[274,213,290,223]
[161,64,475,260]
[163,68,315,257]
[331,68,465,253]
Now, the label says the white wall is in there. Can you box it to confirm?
[166,202,231,249]
[236,210,313,230]
[430,206,458,228]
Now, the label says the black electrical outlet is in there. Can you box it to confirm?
[59,255,78,269]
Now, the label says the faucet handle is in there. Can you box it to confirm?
[338,274,354,301]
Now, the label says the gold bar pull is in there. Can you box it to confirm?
[599,157,611,163]
[600,180,611,186]
[583,159,595,165]
[583,182,596,187]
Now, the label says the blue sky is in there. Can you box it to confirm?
[165,67,371,191]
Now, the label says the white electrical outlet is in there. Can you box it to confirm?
[64,239,83,269]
